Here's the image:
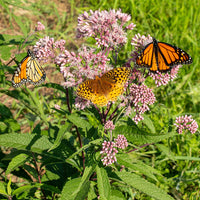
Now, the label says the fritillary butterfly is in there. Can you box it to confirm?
[77,67,131,106]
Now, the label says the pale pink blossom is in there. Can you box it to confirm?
[114,135,128,149]
[174,115,198,134]
[128,84,156,124]
[77,9,135,49]
[54,104,60,110]
[35,22,45,31]
[100,141,118,166]
[104,121,115,131]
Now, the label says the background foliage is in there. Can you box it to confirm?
[0,0,199,199]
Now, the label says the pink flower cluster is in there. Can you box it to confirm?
[100,141,118,166]
[150,66,180,87]
[77,9,135,49]
[56,46,111,88]
[174,115,198,134]
[33,36,66,62]
[114,135,128,149]
[128,84,156,124]
[100,135,128,166]
[104,120,115,131]
[35,22,45,31]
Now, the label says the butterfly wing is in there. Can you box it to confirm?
[158,42,193,70]
[26,57,46,85]
[135,42,155,70]
[77,78,110,106]
[101,67,131,102]
[12,55,31,87]
[12,50,46,87]
[77,67,131,106]
[136,38,193,72]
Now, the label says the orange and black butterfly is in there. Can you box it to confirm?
[12,49,46,87]
[135,38,193,72]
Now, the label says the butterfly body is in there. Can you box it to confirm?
[77,67,131,106]
[136,38,193,72]
[12,49,46,87]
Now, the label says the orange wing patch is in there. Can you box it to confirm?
[135,38,193,72]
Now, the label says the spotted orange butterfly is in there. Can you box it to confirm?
[77,67,131,106]
[12,49,46,87]
[135,38,192,72]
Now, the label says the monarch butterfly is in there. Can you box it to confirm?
[135,38,193,72]
[12,49,46,87]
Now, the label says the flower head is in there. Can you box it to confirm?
[33,36,66,62]
[128,84,156,124]
[174,115,198,134]
[77,9,135,49]
[150,66,181,87]
[100,141,118,166]
[35,22,45,31]
[114,135,128,149]
[104,120,115,131]
[56,46,111,88]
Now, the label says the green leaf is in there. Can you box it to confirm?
[156,144,175,160]
[0,104,13,120]
[0,133,52,153]
[48,122,71,152]
[142,114,156,133]
[61,163,98,200]
[7,176,12,196]
[6,153,29,175]
[174,156,200,161]
[0,45,15,61]
[60,177,90,200]
[67,138,102,161]
[3,119,20,132]
[96,166,111,200]
[0,181,7,196]
[110,189,126,200]
[114,125,176,144]
[67,113,91,129]
[115,171,174,200]
[88,181,97,200]
[12,183,60,196]
[117,154,160,181]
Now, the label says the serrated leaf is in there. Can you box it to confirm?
[96,166,111,200]
[0,133,52,153]
[142,114,156,133]
[6,153,29,175]
[113,125,176,144]
[110,189,125,200]
[88,181,97,200]
[115,171,174,200]
[117,154,159,181]
[67,114,91,129]
[48,122,71,152]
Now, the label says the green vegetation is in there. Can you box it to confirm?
[0,0,199,199]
